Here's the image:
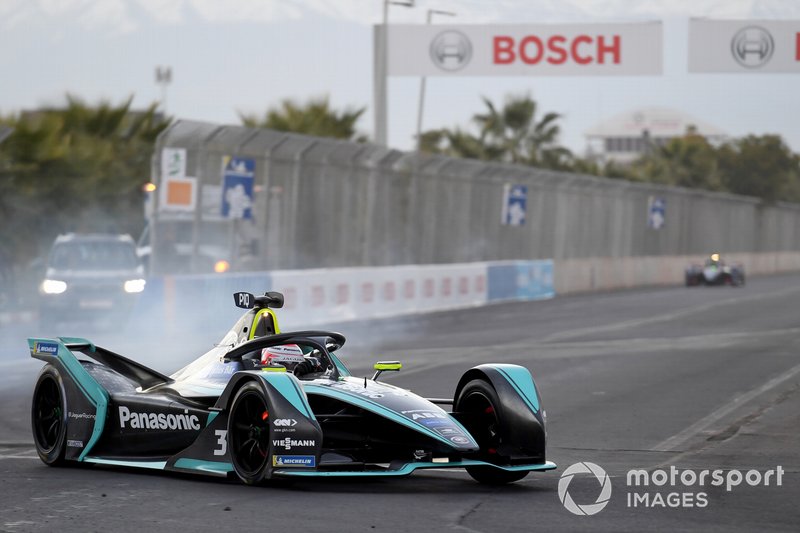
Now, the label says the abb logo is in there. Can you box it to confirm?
[493,34,621,66]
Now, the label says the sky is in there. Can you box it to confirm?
[2,0,800,155]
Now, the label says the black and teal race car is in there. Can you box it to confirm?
[29,291,555,485]
[685,253,745,287]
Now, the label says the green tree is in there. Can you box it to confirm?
[240,96,366,141]
[620,127,722,190]
[0,95,169,276]
[474,94,571,167]
[420,94,572,171]
[717,135,800,202]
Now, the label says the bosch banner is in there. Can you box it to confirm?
[387,22,662,76]
[689,19,800,73]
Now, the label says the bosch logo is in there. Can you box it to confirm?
[731,26,774,68]
[430,30,472,71]
[558,462,612,516]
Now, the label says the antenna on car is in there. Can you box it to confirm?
[233,291,284,310]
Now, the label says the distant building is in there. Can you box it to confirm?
[584,108,727,165]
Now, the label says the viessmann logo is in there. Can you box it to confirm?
[272,438,315,450]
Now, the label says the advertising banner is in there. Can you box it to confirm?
[689,19,800,73]
[221,156,255,220]
[502,184,528,226]
[387,22,662,76]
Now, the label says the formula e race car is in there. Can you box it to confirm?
[29,291,555,486]
[685,253,745,287]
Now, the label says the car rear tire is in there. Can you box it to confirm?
[31,365,68,466]
[455,379,528,485]
[228,382,272,485]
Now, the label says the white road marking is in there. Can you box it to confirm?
[651,361,800,452]
[543,285,800,343]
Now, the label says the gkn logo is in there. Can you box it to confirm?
[273,418,297,427]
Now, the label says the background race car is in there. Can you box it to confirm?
[685,253,745,287]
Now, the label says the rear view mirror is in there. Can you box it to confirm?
[372,361,402,381]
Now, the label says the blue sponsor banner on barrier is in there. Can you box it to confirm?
[487,260,554,302]
[516,261,554,300]
[487,264,518,301]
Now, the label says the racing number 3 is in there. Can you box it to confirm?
[214,430,228,456]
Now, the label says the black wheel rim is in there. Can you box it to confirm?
[460,391,502,456]
[34,377,63,452]
[230,391,270,476]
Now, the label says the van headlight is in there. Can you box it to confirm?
[123,279,146,293]
[41,279,68,294]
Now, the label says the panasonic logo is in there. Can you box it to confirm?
[118,406,201,431]
[272,438,315,450]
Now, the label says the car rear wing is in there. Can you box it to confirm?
[29,337,171,390]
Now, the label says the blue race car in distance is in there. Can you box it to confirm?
[685,253,745,287]
[29,291,555,486]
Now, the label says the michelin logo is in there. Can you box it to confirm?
[272,455,315,467]
[118,406,201,431]
[33,342,59,356]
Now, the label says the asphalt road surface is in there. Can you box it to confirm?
[1,274,799,532]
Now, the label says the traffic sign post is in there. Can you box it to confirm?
[502,184,528,227]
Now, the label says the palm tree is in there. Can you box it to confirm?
[473,94,569,166]
[419,94,572,170]
[240,97,366,141]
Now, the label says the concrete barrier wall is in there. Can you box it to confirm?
[130,251,799,335]
[133,260,554,333]
[554,251,800,294]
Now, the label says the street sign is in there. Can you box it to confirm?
[161,147,186,180]
[648,196,666,229]
[502,184,528,226]
[221,156,255,220]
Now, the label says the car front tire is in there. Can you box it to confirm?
[228,382,272,485]
[455,379,528,485]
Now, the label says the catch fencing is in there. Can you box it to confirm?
[150,120,800,274]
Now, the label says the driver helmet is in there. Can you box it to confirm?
[261,344,306,371]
